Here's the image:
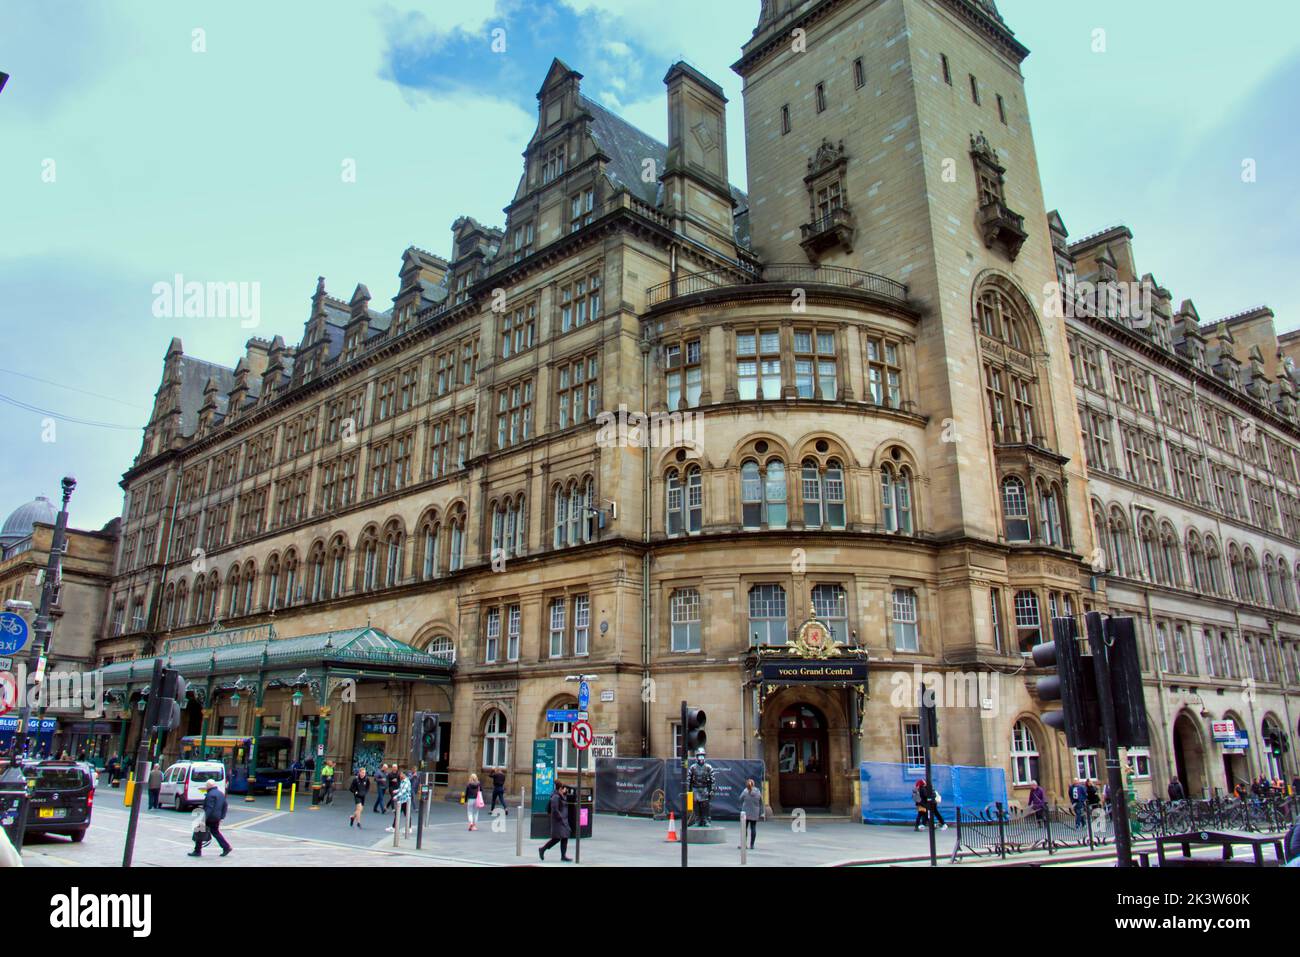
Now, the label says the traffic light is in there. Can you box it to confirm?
[1034,617,1102,749]
[1101,616,1150,748]
[682,704,706,755]
[919,684,939,748]
[153,668,188,731]
[411,711,439,768]
[1268,730,1288,758]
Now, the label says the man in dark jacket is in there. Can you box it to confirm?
[349,767,370,828]
[1167,778,1185,803]
[373,763,389,813]
[147,764,163,810]
[188,781,231,857]
[386,766,401,812]
[1068,779,1088,828]
[490,769,507,813]
[538,784,572,861]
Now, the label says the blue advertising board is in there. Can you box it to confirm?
[532,739,557,815]
[0,612,29,655]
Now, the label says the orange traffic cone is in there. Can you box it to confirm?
[666,812,678,842]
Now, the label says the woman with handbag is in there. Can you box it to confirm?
[465,773,483,831]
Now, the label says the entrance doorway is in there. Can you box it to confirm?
[777,704,829,808]
[1172,713,1207,799]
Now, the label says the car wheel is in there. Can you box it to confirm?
[70,829,86,843]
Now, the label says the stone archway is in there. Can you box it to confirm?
[760,686,852,814]
[1171,711,1208,799]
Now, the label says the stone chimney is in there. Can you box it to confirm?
[660,61,736,256]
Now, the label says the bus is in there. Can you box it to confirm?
[177,735,295,794]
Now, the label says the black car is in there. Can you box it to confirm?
[23,760,95,843]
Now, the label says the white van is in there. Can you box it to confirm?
[158,761,226,811]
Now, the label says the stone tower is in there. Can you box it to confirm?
[735,0,1095,663]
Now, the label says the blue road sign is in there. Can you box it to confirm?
[546,709,579,723]
[0,613,28,656]
[578,681,590,710]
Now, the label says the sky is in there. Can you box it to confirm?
[1,0,1297,530]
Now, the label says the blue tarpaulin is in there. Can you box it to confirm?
[860,761,1008,824]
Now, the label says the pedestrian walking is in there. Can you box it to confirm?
[465,773,483,830]
[387,767,412,834]
[320,760,335,805]
[1028,781,1048,825]
[739,778,762,849]
[489,768,507,812]
[373,763,389,813]
[1069,778,1088,828]
[106,754,121,788]
[187,781,231,858]
[386,765,401,812]
[349,767,370,829]
[147,763,163,810]
[538,784,572,861]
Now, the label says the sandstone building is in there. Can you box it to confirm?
[93,0,1296,814]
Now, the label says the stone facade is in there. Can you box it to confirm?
[93,0,1297,815]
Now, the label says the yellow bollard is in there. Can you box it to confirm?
[123,774,135,807]
[276,782,283,811]
[686,791,694,812]
[290,783,296,812]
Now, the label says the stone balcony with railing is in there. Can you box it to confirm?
[799,205,857,261]
[979,199,1028,261]
[646,262,908,311]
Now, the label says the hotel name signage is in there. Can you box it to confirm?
[760,661,869,685]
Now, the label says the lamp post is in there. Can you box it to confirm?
[11,476,75,762]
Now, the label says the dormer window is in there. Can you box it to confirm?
[344,333,360,361]
[453,271,472,305]
[512,221,535,262]
[570,189,595,233]
[542,145,566,184]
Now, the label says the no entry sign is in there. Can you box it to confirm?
[571,720,593,750]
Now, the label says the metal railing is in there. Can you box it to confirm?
[951,796,1296,862]
[646,262,908,308]
[800,206,855,241]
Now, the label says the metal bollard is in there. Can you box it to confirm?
[516,787,526,857]
[276,783,283,811]
[290,783,296,812]
[739,812,747,865]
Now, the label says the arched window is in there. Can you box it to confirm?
[568,482,583,545]
[1278,562,1295,612]
[1091,503,1108,569]
[482,710,509,769]
[192,576,203,623]
[740,459,787,530]
[1205,537,1224,594]
[1229,545,1245,599]
[553,484,569,548]
[329,536,348,599]
[1264,555,1281,608]
[360,531,378,592]
[309,543,326,602]
[881,463,913,534]
[242,561,256,615]
[801,458,846,529]
[383,521,403,587]
[582,478,596,542]
[1138,516,1158,583]
[1244,548,1262,603]
[1159,522,1181,587]
[449,514,464,572]
[419,517,441,581]
[427,635,455,663]
[978,284,1039,446]
[1108,508,1133,578]
[1186,532,1205,592]
[1002,476,1029,541]
[1037,481,1064,547]
[283,549,298,607]
[162,584,176,630]
[666,466,703,536]
[266,555,280,612]
[226,565,241,618]
[175,580,188,626]
[206,573,219,622]
[514,494,527,557]
[1011,720,1040,786]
